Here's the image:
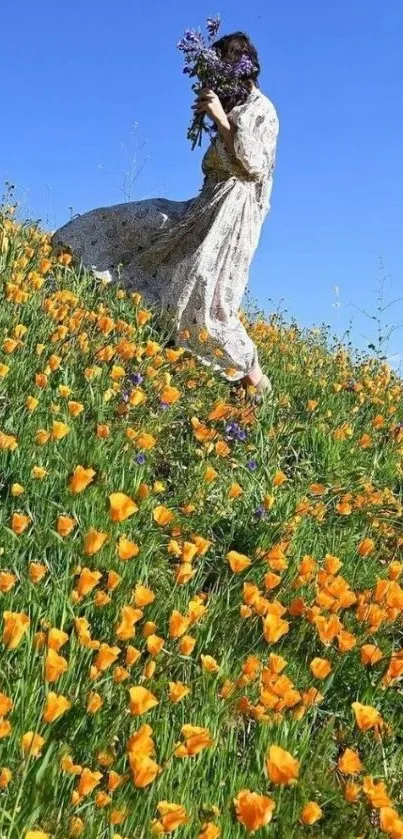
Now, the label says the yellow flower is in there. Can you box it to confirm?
[201,655,220,673]
[51,420,70,440]
[21,731,45,757]
[11,483,25,496]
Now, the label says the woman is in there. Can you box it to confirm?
[52,32,279,393]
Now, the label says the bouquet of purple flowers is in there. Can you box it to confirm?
[177,16,256,149]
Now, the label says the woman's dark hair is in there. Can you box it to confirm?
[212,32,261,112]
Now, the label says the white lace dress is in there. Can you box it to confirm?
[52,88,279,381]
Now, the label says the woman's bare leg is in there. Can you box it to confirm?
[242,362,264,387]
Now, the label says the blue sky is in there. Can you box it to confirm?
[1,0,402,368]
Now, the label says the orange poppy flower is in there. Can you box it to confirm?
[153,505,175,526]
[155,801,189,832]
[129,686,158,715]
[178,635,196,656]
[134,584,155,607]
[197,823,221,839]
[2,611,30,650]
[51,421,70,441]
[76,567,102,597]
[45,648,69,682]
[94,644,120,672]
[21,731,45,757]
[352,702,382,731]
[310,657,332,679]
[146,634,165,656]
[28,562,47,583]
[262,613,289,644]
[116,606,143,641]
[0,572,17,593]
[56,515,76,537]
[0,720,12,739]
[234,789,276,831]
[344,781,361,802]
[87,691,103,713]
[0,768,12,789]
[83,529,109,556]
[169,610,190,638]
[179,725,214,756]
[117,537,140,560]
[109,492,138,522]
[43,692,71,723]
[201,655,220,673]
[228,481,244,500]
[11,512,31,534]
[338,748,363,775]
[130,754,161,787]
[47,626,69,653]
[358,538,375,557]
[68,465,96,493]
[266,745,299,785]
[77,768,103,798]
[300,802,323,824]
[362,776,392,808]
[226,551,251,573]
[168,682,190,703]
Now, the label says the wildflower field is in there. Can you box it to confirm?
[1,207,403,839]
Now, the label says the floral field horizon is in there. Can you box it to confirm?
[0,206,403,839]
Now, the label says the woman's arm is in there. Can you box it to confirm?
[195,89,236,156]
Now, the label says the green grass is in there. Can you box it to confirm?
[0,207,403,839]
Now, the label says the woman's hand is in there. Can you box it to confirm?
[193,89,229,128]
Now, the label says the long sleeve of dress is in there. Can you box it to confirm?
[228,95,279,180]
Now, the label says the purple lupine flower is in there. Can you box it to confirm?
[135,453,146,465]
[233,55,256,77]
[206,15,220,39]
[160,401,169,410]
[255,505,266,519]
[129,372,143,385]
[177,17,256,149]
[247,460,258,471]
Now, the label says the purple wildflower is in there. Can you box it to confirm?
[255,505,266,519]
[135,453,146,465]
[247,459,258,471]
[129,372,143,385]
[121,390,130,403]
[206,15,220,39]
[160,401,169,410]
[234,55,256,77]
[177,17,256,149]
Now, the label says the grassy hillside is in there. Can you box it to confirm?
[0,205,403,839]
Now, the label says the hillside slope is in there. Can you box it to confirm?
[1,207,403,839]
